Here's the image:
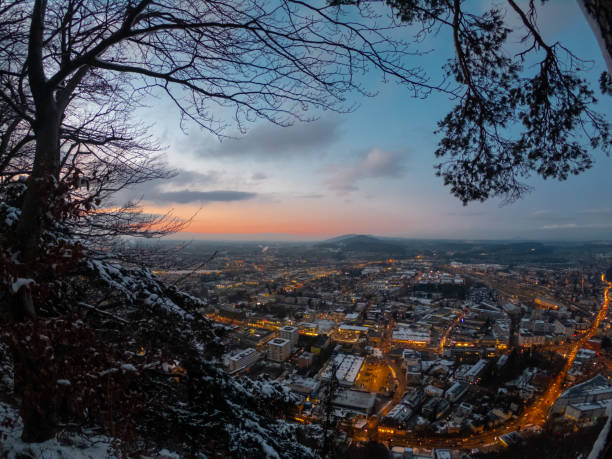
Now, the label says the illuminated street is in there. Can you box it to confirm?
[381,275,612,450]
[198,250,612,454]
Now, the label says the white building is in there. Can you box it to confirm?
[551,375,612,414]
[554,319,576,337]
[425,385,444,398]
[565,400,609,424]
[225,348,261,373]
[517,330,547,347]
[455,359,488,384]
[332,389,376,415]
[402,349,422,367]
[321,353,365,387]
[280,325,299,349]
[298,322,319,336]
[288,377,320,396]
[445,381,469,402]
[267,338,292,362]
[392,325,430,346]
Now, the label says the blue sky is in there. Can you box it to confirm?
[129,0,612,241]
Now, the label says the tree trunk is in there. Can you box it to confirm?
[9,0,63,444]
[13,106,62,442]
[16,105,61,259]
[12,336,59,443]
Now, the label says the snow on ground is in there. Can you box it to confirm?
[1,202,21,227]
[10,278,35,294]
[143,292,193,320]
[0,402,184,458]
[0,401,117,459]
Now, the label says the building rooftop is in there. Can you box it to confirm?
[568,400,610,412]
[392,328,430,344]
[288,377,320,395]
[338,324,369,332]
[230,348,257,361]
[332,389,376,412]
[559,375,612,400]
[321,353,365,386]
[384,403,413,424]
[446,381,468,397]
[269,338,290,346]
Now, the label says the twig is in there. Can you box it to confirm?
[171,250,218,287]
[77,301,129,324]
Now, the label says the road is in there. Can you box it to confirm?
[210,267,611,450]
[379,275,612,450]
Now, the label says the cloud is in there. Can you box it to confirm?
[170,169,220,187]
[526,207,612,232]
[251,172,267,181]
[578,208,612,218]
[201,118,342,158]
[297,193,324,199]
[540,223,612,231]
[540,223,578,230]
[150,190,256,204]
[119,169,220,199]
[113,168,257,205]
[323,148,405,194]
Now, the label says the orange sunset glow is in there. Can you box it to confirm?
[143,200,421,238]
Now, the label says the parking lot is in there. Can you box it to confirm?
[355,359,392,393]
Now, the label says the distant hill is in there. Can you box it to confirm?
[324,234,366,243]
[318,234,405,255]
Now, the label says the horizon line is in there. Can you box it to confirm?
[154,233,612,244]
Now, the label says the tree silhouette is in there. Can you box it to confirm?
[388,0,611,203]
[1,0,609,275]
[0,0,447,318]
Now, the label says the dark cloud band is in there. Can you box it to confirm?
[151,190,257,204]
[201,118,342,158]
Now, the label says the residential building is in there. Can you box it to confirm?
[224,348,261,373]
[268,338,292,362]
[551,375,612,414]
[445,381,469,402]
[280,325,299,349]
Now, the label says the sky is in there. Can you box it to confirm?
[120,0,612,242]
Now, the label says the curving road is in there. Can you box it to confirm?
[381,275,612,450]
